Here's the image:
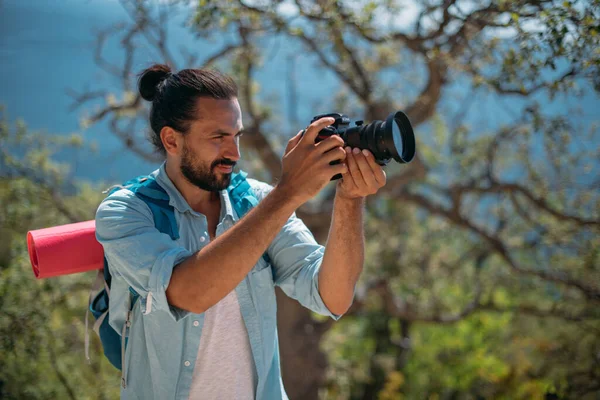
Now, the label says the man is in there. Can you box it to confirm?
[95,64,386,400]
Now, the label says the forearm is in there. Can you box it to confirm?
[318,194,365,315]
[167,185,299,314]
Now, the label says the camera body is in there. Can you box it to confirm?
[309,112,381,160]
[306,111,416,180]
[309,110,415,170]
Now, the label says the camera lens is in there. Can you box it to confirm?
[385,111,415,164]
[343,111,415,164]
[392,121,403,156]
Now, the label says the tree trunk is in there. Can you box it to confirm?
[277,288,330,399]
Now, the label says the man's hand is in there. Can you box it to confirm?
[277,117,348,206]
[336,147,386,199]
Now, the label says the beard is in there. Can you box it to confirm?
[180,142,236,192]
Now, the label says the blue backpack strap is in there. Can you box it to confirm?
[228,171,271,264]
[91,174,179,372]
[125,176,180,304]
[130,176,180,241]
[104,175,180,297]
[105,175,178,241]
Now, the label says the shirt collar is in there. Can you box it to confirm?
[154,162,237,221]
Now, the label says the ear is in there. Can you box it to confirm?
[160,126,182,156]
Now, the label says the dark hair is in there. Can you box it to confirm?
[137,64,238,156]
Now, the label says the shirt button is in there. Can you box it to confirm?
[193,321,199,327]
[184,361,191,367]
[200,236,206,243]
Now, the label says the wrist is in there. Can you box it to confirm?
[335,191,365,206]
[272,182,305,210]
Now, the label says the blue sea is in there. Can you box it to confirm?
[1,0,598,185]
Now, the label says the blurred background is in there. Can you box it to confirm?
[1,0,599,399]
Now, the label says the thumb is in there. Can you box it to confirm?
[285,129,304,154]
[299,117,335,145]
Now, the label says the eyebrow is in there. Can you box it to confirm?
[211,128,245,136]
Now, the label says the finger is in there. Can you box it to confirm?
[315,134,345,154]
[340,170,356,188]
[329,161,348,177]
[322,146,347,165]
[340,165,358,188]
[300,117,335,145]
[345,147,365,190]
[354,148,378,188]
[362,149,386,185]
[285,130,304,154]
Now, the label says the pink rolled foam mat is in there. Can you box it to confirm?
[27,220,104,279]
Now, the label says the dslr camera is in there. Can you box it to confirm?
[308,111,416,179]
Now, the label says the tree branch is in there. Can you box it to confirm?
[394,189,600,301]
[402,57,447,126]
[237,25,282,178]
[201,44,244,67]
[86,94,142,126]
[294,31,368,102]
[454,180,600,228]
[0,153,82,223]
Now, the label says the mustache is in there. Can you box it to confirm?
[211,158,237,169]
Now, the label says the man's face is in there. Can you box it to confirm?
[179,97,243,192]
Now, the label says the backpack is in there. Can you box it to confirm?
[85,170,267,374]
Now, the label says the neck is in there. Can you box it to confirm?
[164,160,220,213]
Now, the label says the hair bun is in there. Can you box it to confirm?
[138,64,172,101]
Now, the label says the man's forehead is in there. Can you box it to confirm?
[200,120,243,134]
[195,97,240,115]
[193,97,242,132]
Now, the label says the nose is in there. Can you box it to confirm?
[224,137,241,162]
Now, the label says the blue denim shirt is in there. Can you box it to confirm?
[95,163,342,400]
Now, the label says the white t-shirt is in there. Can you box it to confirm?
[187,285,257,399]
[188,186,258,399]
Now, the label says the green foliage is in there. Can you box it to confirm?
[0,111,119,400]
[319,94,600,397]
[2,0,600,398]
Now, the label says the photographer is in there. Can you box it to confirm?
[95,64,386,400]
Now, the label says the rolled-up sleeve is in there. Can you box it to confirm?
[95,189,193,322]
[249,180,343,320]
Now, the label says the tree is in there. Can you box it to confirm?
[9,0,600,398]
[0,107,121,399]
